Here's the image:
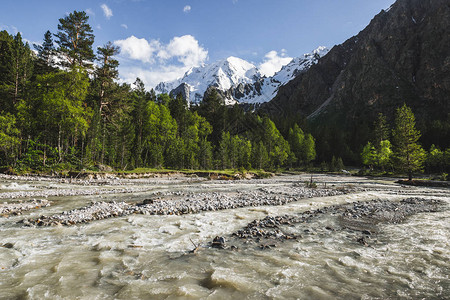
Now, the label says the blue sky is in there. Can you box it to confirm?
[1,0,396,88]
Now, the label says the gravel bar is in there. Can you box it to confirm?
[226,197,446,249]
[23,187,348,226]
[1,199,51,216]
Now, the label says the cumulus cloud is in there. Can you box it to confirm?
[114,35,208,88]
[183,5,191,13]
[259,50,292,77]
[101,4,113,19]
[121,24,128,29]
[157,35,208,67]
[114,35,160,63]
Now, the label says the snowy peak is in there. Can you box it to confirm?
[155,46,329,104]
[155,56,259,104]
[235,46,329,104]
[273,46,329,83]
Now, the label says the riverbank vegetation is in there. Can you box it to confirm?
[0,10,449,180]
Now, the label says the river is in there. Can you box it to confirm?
[0,174,448,299]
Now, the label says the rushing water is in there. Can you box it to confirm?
[0,174,448,299]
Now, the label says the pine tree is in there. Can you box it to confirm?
[373,113,389,149]
[34,30,56,75]
[55,10,95,69]
[95,41,120,115]
[0,32,33,112]
[392,104,426,180]
[131,78,150,166]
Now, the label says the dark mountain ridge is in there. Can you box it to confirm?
[262,0,450,162]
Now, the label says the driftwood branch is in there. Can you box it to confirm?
[189,237,200,254]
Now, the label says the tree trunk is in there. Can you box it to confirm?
[101,121,106,164]
[58,124,62,163]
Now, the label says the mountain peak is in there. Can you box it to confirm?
[155,47,329,104]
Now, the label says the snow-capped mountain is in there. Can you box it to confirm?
[155,56,260,104]
[155,46,329,105]
[235,46,329,103]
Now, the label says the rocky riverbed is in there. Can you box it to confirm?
[22,185,349,226]
[215,197,446,250]
[0,199,51,216]
[0,173,448,299]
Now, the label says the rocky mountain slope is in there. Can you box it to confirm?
[155,47,328,105]
[262,0,450,158]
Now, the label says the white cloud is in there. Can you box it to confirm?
[114,35,160,63]
[119,65,189,90]
[101,4,113,19]
[157,35,208,68]
[183,5,191,13]
[85,8,95,16]
[115,35,208,89]
[97,24,102,30]
[121,24,128,29]
[259,50,292,77]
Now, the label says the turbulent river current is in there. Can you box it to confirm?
[0,174,448,299]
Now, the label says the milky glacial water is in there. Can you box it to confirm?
[0,175,448,299]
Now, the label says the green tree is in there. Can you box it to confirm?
[373,113,389,149]
[95,41,120,116]
[361,142,376,169]
[377,140,393,171]
[55,10,95,69]
[198,89,225,146]
[144,101,177,168]
[218,131,231,169]
[261,116,290,168]
[301,133,316,165]
[392,104,426,180]
[29,68,91,162]
[130,78,151,166]
[251,141,268,170]
[0,113,20,165]
[34,30,56,75]
[288,124,303,166]
[0,31,34,112]
[426,145,444,173]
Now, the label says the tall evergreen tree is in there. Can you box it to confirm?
[0,32,33,112]
[373,113,389,150]
[131,78,151,167]
[34,30,56,75]
[95,41,120,115]
[392,104,426,180]
[55,10,95,69]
